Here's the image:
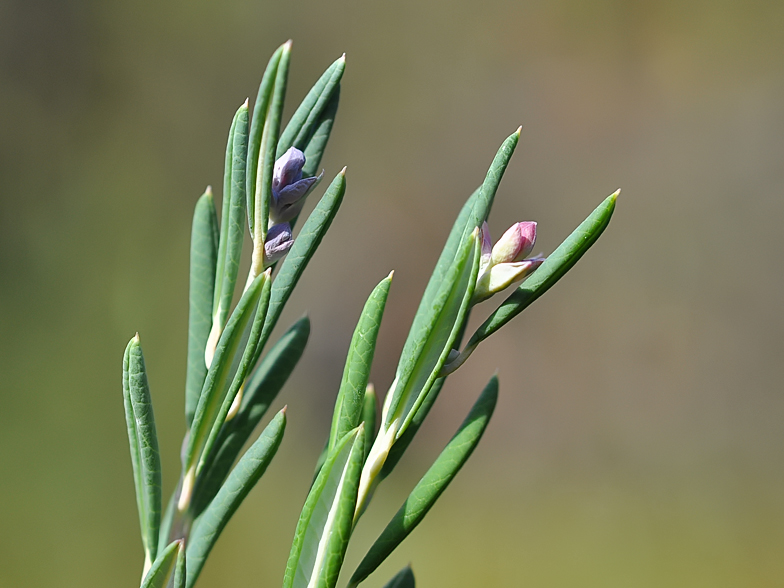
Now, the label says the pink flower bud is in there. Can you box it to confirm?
[490,221,536,265]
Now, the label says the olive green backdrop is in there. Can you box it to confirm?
[1,1,783,586]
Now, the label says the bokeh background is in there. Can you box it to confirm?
[2,0,783,586]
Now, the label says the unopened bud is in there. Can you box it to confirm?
[479,221,493,275]
[270,147,322,224]
[264,222,294,265]
[491,221,536,265]
[472,256,544,304]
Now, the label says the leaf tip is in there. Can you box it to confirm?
[133,332,140,343]
[281,404,288,415]
[283,39,293,52]
[339,52,346,63]
[241,97,249,109]
[610,188,621,202]
[339,165,347,176]
[515,125,522,137]
[387,269,395,280]
[205,185,213,196]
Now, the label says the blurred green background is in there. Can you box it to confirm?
[1,0,783,586]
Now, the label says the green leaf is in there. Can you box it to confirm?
[246,44,285,235]
[181,274,265,508]
[348,377,498,588]
[379,378,444,481]
[197,271,272,477]
[385,232,480,437]
[210,102,250,348]
[122,335,162,569]
[185,409,286,588]
[186,188,219,427]
[278,54,345,158]
[361,385,377,463]
[464,190,618,353]
[284,426,365,588]
[260,169,346,347]
[190,316,310,516]
[406,128,520,351]
[141,539,182,588]
[157,492,176,559]
[328,273,392,454]
[302,86,340,178]
[382,566,416,588]
[173,542,187,588]
[251,41,291,246]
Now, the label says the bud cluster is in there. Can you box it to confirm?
[263,147,322,266]
[472,221,545,304]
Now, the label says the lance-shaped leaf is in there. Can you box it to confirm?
[261,169,346,347]
[197,271,272,477]
[328,273,392,454]
[190,316,309,515]
[186,188,219,426]
[379,378,444,481]
[249,41,291,252]
[141,539,182,588]
[207,101,250,365]
[446,190,618,372]
[180,274,265,511]
[246,43,285,234]
[348,377,498,588]
[382,566,416,588]
[185,409,286,588]
[302,87,340,179]
[385,231,480,437]
[123,335,162,571]
[278,54,345,158]
[173,542,186,588]
[284,426,365,588]
[405,128,520,351]
[361,385,377,463]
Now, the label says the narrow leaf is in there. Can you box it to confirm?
[466,190,618,351]
[186,188,219,426]
[212,103,250,331]
[349,377,498,588]
[361,385,377,463]
[173,544,187,588]
[302,86,340,180]
[247,44,285,234]
[385,232,480,437]
[123,335,162,568]
[278,54,345,157]
[379,378,444,481]
[284,426,365,588]
[141,540,181,588]
[253,41,291,246]
[181,275,265,508]
[197,271,272,477]
[260,169,346,348]
[328,273,392,454]
[185,409,286,588]
[407,128,520,349]
[190,317,310,515]
[382,566,416,588]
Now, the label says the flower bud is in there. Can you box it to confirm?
[490,221,536,265]
[270,147,322,224]
[264,222,294,265]
[472,256,544,304]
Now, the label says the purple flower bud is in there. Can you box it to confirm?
[264,222,294,265]
[490,222,537,265]
[272,147,305,193]
[270,147,321,224]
